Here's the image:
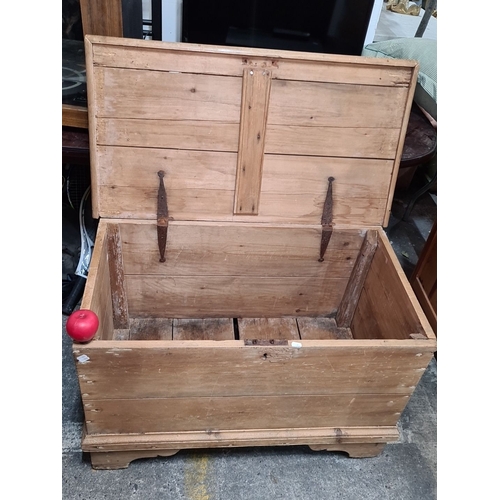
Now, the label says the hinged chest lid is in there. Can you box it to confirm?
[85,35,418,227]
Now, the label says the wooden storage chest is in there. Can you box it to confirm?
[73,35,436,469]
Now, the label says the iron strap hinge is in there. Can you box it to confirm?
[319,176,335,262]
[157,170,169,263]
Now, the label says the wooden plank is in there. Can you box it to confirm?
[106,224,129,330]
[89,36,415,87]
[383,65,420,227]
[265,125,400,159]
[95,147,393,225]
[297,318,352,340]
[94,67,242,121]
[95,146,235,220]
[268,80,407,128]
[238,318,300,341]
[173,319,234,340]
[411,278,437,335]
[129,318,173,340]
[83,393,409,434]
[85,37,101,218]
[257,155,393,226]
[351,240,425,340]
[80,0,123,37]
[336,230,378,328]
[75,343,434,400]
[124,275,348,318]
[62,104,89,129]
[82,425,400,453]
[80,222,113,340]
[118,221,364,278]
[96,118,239,152]
[234,68,271,215]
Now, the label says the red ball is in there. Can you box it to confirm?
[66,309,99,343]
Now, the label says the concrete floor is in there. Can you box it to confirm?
[62,170,437,499]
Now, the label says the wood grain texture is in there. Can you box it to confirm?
[265,125,400,159]
[336,230,378,328]
[62,104,89,129]
[86,37,417,225]
[83,393,408,434]
[94,67,242,122]
[383,64,420,227]
[129,318,173,340]
[173,319,234,340]
[309,443,385,458]
[75,343,433,400]
[90,449,179,470]
[234,68,271,214]
[257,155,394,226]
[80,0,123,37]
[95,147,393,225]
[97,118,239,152]
[82,424,400,454]
[297,317,352,340]
[267,80,407,129]
[89,36,415,86]
[238,318,300,340]
[85,36,101,218]
[106,224,129,329]
[95,146,236,219]
[351,235,425,340]
[80,222,113,340]
[117,221,364,278]
[124,275,348,318]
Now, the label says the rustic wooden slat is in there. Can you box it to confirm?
[89,37,414,87]
[94,67,242,121]
[106,224,129,329]
[238,318,300,340]
[336,230,378,328]
[351,240,425,340]
[84,393,409,434]
[234,68,271,215]
[62,104,89,129]
[129,318,173,340]
[118,221,364,278]
[257,155,393,226]
[296,317,352,340]
[96,118,239,151]
[265,125,400,159]
[80,222,113,340]
[95,146,236,219]
[383,64,420,227]
[124,275,348,318]
[89,450,179,470]
[82,425,399,455]
[173,319,234,340]
[85,37,101,218]
[80,0,123,37]
[74,343,433,400]
[96,147,393,225]
[268,80,407,128]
